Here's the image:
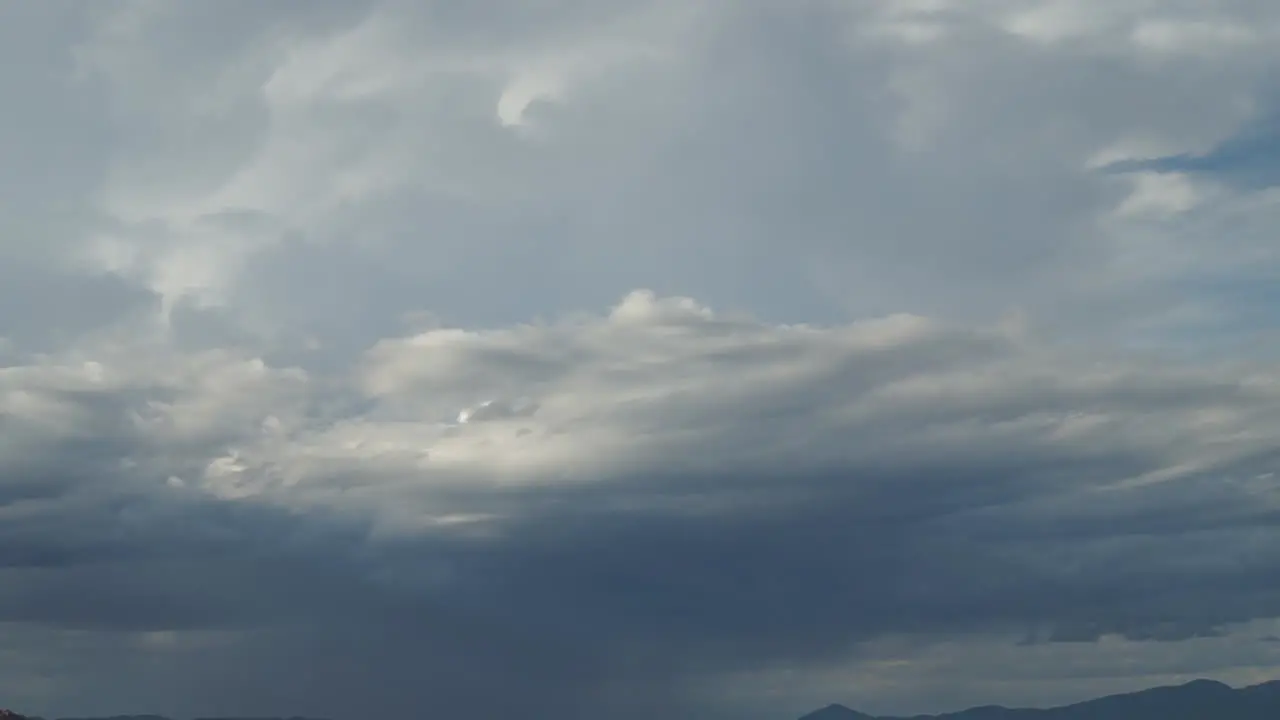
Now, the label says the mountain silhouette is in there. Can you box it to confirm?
[803,678,1280,720]
[798,703,877,720]
[1,714,329,720]
[4,678,1278,720]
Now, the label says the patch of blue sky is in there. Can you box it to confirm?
[1104,112,1280,191]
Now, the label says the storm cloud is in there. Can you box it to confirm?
[3,1,1280,719]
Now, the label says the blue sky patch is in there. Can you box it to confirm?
[1105,113,1280,190]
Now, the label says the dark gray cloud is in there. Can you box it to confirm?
[5,1,1280,719]
[4,297,1280,719]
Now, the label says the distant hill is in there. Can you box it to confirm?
[4,677,1278,720]
[800,678,1280,720]
[1,714,330,720]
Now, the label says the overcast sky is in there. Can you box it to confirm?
[3,1,1280,719]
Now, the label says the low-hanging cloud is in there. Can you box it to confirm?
[4,291,1280,718]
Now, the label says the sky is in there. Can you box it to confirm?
[3,1,1280,718]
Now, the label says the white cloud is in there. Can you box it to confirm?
[1131,18,1259,55]
[1113,172,1205,217]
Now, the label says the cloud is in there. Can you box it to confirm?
[5,1,1280,718]
[51,0,1271,339]
[3,290,1280,718]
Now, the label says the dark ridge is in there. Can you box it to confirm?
[60,716,172,720]
[813,677,1278,720]
[3,678,1277,720]
[798,704,875,720]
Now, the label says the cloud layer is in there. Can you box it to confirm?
[3,1,1280,719]
[5,291,1280,718]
